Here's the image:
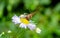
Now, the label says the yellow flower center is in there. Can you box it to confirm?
[20,18,29,24]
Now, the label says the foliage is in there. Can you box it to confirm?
[0,0,60,38]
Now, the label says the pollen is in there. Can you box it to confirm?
[20,18,29,24]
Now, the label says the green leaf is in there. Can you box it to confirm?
[24,0,39,11]
[31,13,40,23]
[8,0,20,5]
[0,2,5,18]
[39,0,51,5]
[44,8,52,16]
[53,3,60,13]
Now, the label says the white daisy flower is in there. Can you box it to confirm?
[36,28,41,33]
[12,15,21,24]
[12,14,42,34]
[12,14,36,30]
[7,30,12,33]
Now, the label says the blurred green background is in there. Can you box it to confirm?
[0,0,60,38]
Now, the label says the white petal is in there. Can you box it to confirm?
[20,14,26,18]
[28,23,36,30]
[36,28,41,33]
[12,15,20,24]
[8,30,12,33]
[19,23,27,29]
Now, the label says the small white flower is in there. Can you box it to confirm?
[2,32,5,34]
[12,14,36,31]
[28,23,36,30]
[8,30,12,33]
[0,32,5,37]
[12,15,21,24]
[19,23,27,29]
[36,28,41,33]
